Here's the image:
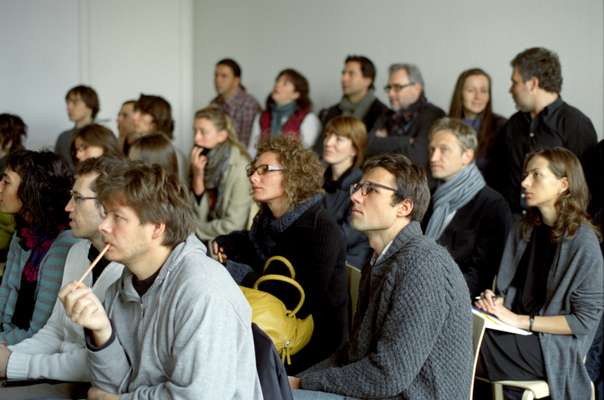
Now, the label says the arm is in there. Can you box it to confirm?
[195,156,252,240]
[299,113,321,149]
[190,147,207,196]
[300,257,449,398]
[563,111,597,161]
[0,233,76,344]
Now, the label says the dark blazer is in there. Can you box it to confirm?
[215,202,349,374]
[313,97,389,154]
[422,185,512,298]
[366,101,445,168]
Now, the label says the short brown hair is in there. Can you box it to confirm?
[511,47,562,94]
[362,153,430,221]
[324,115,368,167]
[255,136,323,208]
[65,85,100,119]
[70,123,121,164]
[128,133,179,178]
[135,94,174,138]
[95,160,196,247]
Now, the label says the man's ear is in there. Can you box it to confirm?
[396,198,414,218]
[461,148,474,166]
[528,76,539,92]
[151,223,166,241]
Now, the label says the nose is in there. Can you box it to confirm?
[521,174,532,189]
[350,187,363,204]
[324,135,335,147]
[98,216,112,235]
[249,171,260,184]
[65,197,75,212]
[430,148,439,162]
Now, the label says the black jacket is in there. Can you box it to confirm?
[252,323,294,400]
[215,202,349,374]
[322,167,371,268]
[366,100,445,168]
[422,185,512,298]
[313,97,389,154]
[488,98,597,213]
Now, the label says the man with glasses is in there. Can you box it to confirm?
[0,157,124,399]
[367,64,445,168]
[290,153,473,400]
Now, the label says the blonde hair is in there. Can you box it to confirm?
[193,106,250,160]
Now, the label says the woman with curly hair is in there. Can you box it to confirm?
[475,147,603,400]
[0,150,77,344]
[214,135,348,374]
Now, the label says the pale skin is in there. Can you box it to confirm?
[474,156,572,334]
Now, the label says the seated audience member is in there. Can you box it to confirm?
[367,64,445,167]
[210,58,261,147]
[290,153,473,399]
[191,107,252,242]
[55,85,99,170]
[116,99,136,152]
[313,55,389,154]
[475,147,603,400]
[322,115,371,268]
[0,151,77,344]
[70,123,121,165]
[0,157,124,399]
[248,69,320,156]
[448,68,507,176]
[0,114,27,261]
[423,118,511,298]
[129,93,188,182]
[60,161,262,399]
[214,136,349,374]
[488,47,597,214]
[128,133,179,178]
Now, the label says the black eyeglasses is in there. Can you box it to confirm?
[70,190,97,204]
[350,181,400,196]
[384,82,415,93]
[246,164,285,177]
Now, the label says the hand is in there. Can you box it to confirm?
[474,289,520,327]
[288,376,301,389]
[190,146,208,176]
[211,240,228,264]
[0,343,11,378]
[88,386,119,400]
[59,281,112,346]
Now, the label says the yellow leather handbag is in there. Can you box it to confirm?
[240,255,314,364]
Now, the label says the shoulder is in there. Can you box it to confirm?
[369,98,389,113]
[51,230,78,249]
[227,144,250,166]
[302,112,320,124]
[567,223,601,250]
[421,101,446,116]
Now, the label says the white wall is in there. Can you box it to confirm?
[193,0,604,139]
[0,0,194,152]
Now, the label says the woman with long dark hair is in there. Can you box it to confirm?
[0,150,77,344]
[449,68,506,176]
[475,147,603,400]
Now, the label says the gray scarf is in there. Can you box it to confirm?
[203,141,231,190]
[338,90,376,120]
[425,163,485,240]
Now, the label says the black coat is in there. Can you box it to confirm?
[252,323,294,400]
[422,185,512,298]
[366,100,445,168]
[215,202,349,374]
[322,167,371,268]
[312,97,389,154]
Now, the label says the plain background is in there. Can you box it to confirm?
[1,0,602,154]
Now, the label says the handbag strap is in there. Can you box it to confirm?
[262,255,295,278]
[253,273,305,315]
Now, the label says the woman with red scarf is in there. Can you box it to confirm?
[0,150,77,344]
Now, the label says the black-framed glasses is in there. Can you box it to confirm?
[70,190,97,204]
[246,164,285,177]
[350,181,400,196]
[384,82,415,93]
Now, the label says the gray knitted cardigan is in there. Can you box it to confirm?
[299,221,473,399]
[497,223,604,400]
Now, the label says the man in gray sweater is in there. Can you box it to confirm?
[290,153,473,399]
[60,161,263,399]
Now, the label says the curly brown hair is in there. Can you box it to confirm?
[255,135,323,208]
[521,147,600,242]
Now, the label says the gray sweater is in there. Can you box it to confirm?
[87,235,263,399]
[497,223,604,400]
[299,221,473,399]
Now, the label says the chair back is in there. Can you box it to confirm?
[471,312,487,399]
[346,263,362,322]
